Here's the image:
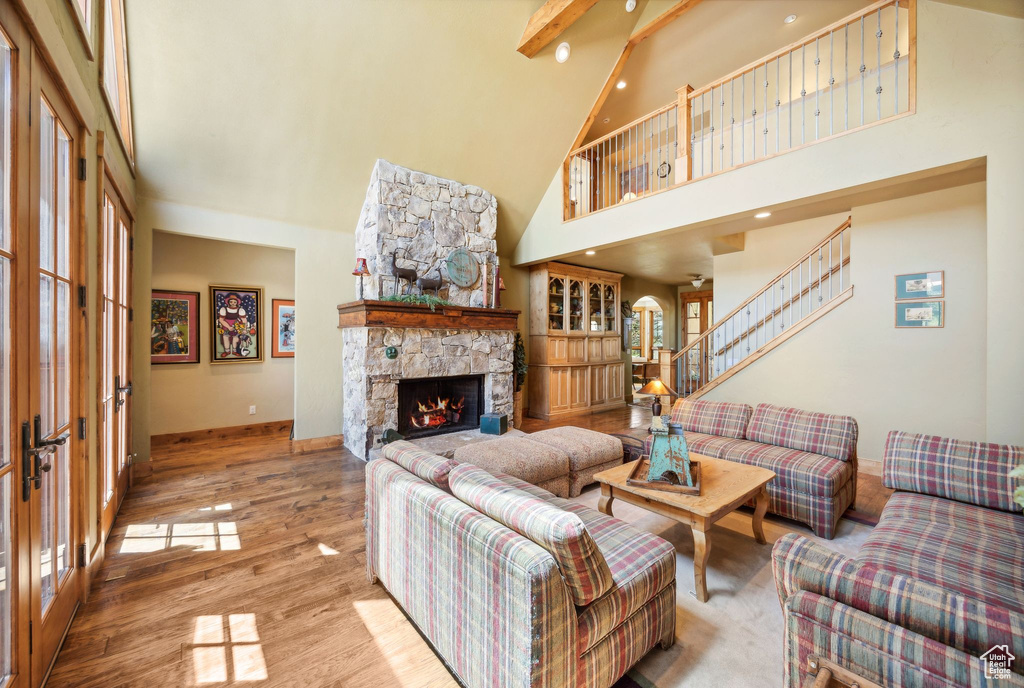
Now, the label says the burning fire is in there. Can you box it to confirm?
[410,396,466,430]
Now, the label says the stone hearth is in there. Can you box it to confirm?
[343,327,513,459]
[342,160,515,461]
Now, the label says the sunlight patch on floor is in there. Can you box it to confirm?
[120,523,241,554]
[191,613,267,684]
[199,504,233,512]
[317,543,340,556]
[354,599,443,686]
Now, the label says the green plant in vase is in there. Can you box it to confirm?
[512,333,528,429]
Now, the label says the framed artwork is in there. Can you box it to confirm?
[895,271,944,300]
[210,285,263,363]
[618,163,649,199]
[272,299,295,358]
[151,290,200,364]
[895,300,944,328]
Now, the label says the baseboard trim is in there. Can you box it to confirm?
[151,420,294,447]
[859,458,881,477]
[291,434,344,454]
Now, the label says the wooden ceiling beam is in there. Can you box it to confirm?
[517,0,600,59]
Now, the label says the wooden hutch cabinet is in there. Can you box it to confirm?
[528,262,625,420]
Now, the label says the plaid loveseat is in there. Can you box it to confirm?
[772,431,1024,687]
[365,441,676,688]
[645,399,858,538]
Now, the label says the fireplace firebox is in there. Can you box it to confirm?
[397,375,484,440]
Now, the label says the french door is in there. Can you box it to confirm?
[681,292,714,393]
[0,7,85,685]
[99,174,132,536]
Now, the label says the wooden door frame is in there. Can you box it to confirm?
[96,160,132,544]
[28,45,84,688]
[681,291,714,391]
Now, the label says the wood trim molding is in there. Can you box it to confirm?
[566,0,705,155]
[151,420,294,448]
[517,0,600,59]
[291,435,344,455]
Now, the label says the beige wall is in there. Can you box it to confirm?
[516,1,1024,444]
[150,233,295,435]
[705,183,990,459]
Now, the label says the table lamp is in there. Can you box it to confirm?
[637,378,676,417]
[352,257,370,300]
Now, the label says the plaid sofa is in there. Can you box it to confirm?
[365,440,676,688]
[772,431,1024,687]
[645,399,858,538]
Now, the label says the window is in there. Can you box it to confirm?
[630,305,664,359]
[101,0,133,159]
[652,310,664,349]
[68,0,93,55]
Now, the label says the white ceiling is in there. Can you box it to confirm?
[124,0,650,252]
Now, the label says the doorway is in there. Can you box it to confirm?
[0,8,94,685]
[680,290,714,394]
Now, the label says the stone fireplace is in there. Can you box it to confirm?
[340,160,517,460]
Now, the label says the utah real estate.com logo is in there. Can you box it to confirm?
[982,645,1015,680]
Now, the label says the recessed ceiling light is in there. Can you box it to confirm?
[784,14,797,24]
[585,250,596,255]
[555,42,571,63]
[755,211,772,219]
[625,0,637,12]
[603,118,610,123]
[616,80,627,90]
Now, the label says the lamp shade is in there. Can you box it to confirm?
[352,257,370,276]
[637,378,676,397]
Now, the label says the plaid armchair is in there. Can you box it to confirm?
[772,431,1024,687]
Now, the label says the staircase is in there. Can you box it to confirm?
[671,217,853,398]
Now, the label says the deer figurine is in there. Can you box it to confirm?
[416,269,442,296]
[390,248,418,296]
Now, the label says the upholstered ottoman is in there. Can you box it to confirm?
[452,437,571,498]
[525,427,624,497]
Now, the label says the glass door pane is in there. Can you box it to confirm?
[0,29,13,682]
[101,195,114,504]
[588,282,601,332]
[603,284,615,332]
[567,279,583,332]
[547,276,565,332]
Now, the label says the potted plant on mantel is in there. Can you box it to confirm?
[513,332,528,428]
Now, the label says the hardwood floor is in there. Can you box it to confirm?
[47,405,892,687]
[47,433,458,688]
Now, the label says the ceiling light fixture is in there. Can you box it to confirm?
[691,275,705,289]
[585,250,596,255]
[603,117,610,123]
[555,42,571,63]
[755,211,772,219]
[616,80,627,90]
[784,14,797,24]
[625,0,637,12]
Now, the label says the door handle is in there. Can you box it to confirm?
[22,415,69,501]
[114,375,133,412]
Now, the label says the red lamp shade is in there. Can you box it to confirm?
[352,257,370,277]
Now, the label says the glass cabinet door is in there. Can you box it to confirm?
[568,279,584,332]
[588,282,602,332]
[603,284,616,332]
[548,276,566,332]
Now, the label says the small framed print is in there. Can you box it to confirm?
[211,285,263,363]
[272,299,295,358]
[151,290,200,364]
[896,300,944,328]
[895,271,944,300]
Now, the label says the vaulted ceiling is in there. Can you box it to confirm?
[124,0,651,253]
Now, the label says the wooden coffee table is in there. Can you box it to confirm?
[594,454,775,603]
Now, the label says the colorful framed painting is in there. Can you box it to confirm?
[272,299,295,358]
[210,285,263,363]
[895,300,944,328]
[151,290,200,364]
[895,271,944,300]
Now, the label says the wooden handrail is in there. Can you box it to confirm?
[714,256,849,357]
[672,216,850,363]
[568,101,677,157]
[687,0,900,101]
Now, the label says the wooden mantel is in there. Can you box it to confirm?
[337,300,520,331]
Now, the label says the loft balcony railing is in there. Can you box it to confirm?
[564,0,914,221]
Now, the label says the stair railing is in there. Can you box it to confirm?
[671,217,853,397]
